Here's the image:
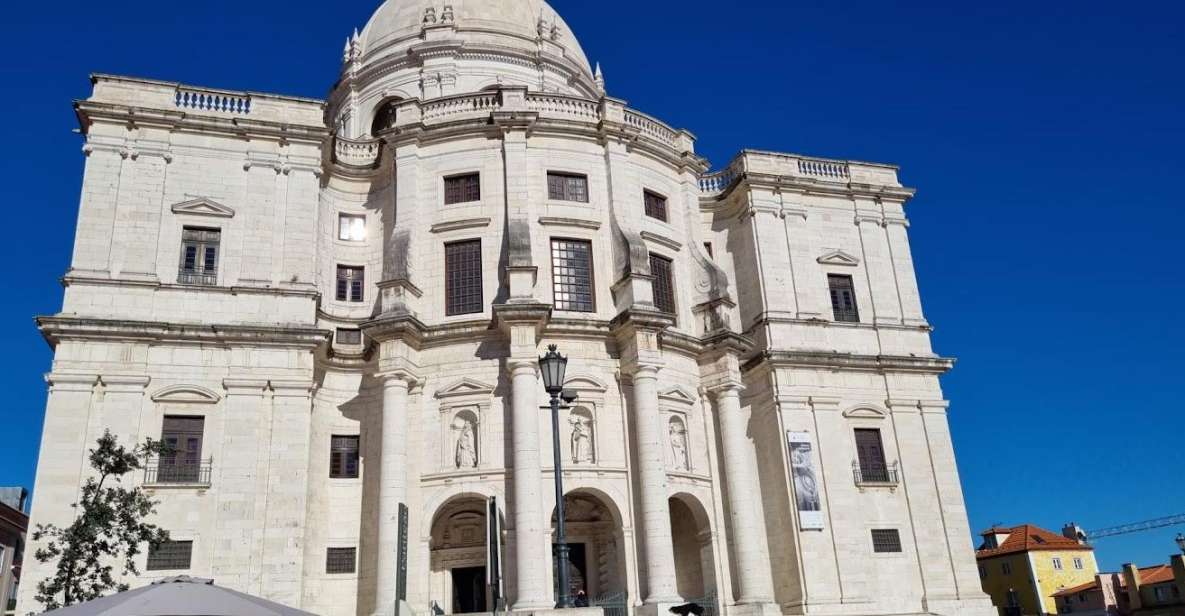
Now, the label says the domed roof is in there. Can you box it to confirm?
[357,0,593,79]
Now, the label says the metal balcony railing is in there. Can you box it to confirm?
[144,459,212,486]
[852,461,900,486]
[177,269,217,286]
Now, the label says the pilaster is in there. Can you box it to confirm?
[854,201,902,325]
[216,379,270,592]
[261,379,315,606]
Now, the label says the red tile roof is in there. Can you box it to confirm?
[975,524,1093,558]
[1053,580,1100,597]
[1136,565,1174,585]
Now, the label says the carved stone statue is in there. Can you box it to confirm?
[423,7,437,25]
[670,422,689,470]
[455,421,477,468]
[570,418,591,464]
[441,5,455,23]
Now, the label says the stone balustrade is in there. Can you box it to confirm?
[420,91,501,123]
[525,92,600,121]
[175,87,252,115]
[624,108,679,147]
[700,150,902,195]
[333,135,382,169]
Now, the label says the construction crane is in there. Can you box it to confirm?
[1066,513,1185,542]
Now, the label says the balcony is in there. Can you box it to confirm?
[332,135,382,170]
[177,269,217,286]
[853,461,900,488]
[144,459,212,487]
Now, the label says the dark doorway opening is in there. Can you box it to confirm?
[554,542,588,600]
[452,566,487,614]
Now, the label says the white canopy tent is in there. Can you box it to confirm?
[39,576,318,616]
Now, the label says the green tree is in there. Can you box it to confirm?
[32,430,170,610]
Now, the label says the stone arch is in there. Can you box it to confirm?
[425,490,506,615]
[549,487,629,602]
[370,96,404,136]
[668,492,717,601]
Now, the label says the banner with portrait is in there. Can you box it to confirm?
[786,431,825,530]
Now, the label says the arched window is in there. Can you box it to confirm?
[370,98,401,136]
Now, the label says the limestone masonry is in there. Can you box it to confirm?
[21,1,997,615]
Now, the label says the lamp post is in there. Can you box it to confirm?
[539,344,573,609]
[1175,533,1185,555]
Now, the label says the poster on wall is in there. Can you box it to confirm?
[787,431,825,530]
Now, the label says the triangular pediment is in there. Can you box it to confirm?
[151,384,221,404]
[659,386,696,406]
[171,198,236,219]
[435,378,495,400]
[842,406,887,419]
[817,249,860,267]
[564,374,607,393]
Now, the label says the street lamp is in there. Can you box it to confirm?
[1175,533,1185,555]
[539,344,575,609]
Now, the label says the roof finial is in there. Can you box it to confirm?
[594,62,605,94]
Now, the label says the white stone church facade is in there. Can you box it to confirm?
[20,1,996,615]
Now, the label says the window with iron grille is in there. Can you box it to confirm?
[159,416,204,483]
[339,214,366,241]
[330,435,360,479]
[649,253,676,316]
[547,172,589,203]
[326,547,357,574]
[444,173,481,205]
[871,529,902,553]
[178,227,220,286]
[644,190,669,221]
[336,265,365,303]
[828,274,860,322]
[147,540,193,571]
[854,428,890,482]
[336,328,362,345]
[550,239,595,312]
[445,240,483,316]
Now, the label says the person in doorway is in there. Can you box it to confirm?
[574,589,590,607]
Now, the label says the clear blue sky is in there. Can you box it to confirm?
[1,0,1182,572]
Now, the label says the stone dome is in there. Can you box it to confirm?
[357,0,594,81]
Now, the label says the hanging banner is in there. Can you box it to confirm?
[787,431,825,530]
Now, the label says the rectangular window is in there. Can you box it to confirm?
[445,240,483,316]
[1002,562,1013,575]
[159,416,204,483]
[336,266,365,303]
[330,435,360,479]
[547,172,589,203]
[854,428,889,482]
[444,173,481,205]
[336,328,362,345]
[649,253,676,316]
[326,547,357,574]
[339,214,366,242]
[1154,586,1170,601]
[828,274,860,322]
[178,227,220,286]
[147,540,193,571]
[1073,557,1083,570]
[870,529,902,553]
[1052,557,1063,570]
[550,239,595,312]
[643,190,668,221]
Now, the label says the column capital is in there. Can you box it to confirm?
[44,372,99,393]
[508,359,539,376]
[100,375,151,393]
[377,370,420,388]
[270,379,315,398]
[706,380,745,398]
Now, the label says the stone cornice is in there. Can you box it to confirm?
[75,100,328,145]
[360,311,430,348]
[37,316,329,349]
[743,350,956,375]
[61,272,321,299]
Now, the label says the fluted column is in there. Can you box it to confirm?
[712,384,776,605]
[375,373,411,616]
[632,364,681,605]
[510,360,551,609]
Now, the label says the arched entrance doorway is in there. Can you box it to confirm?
[550,490,628,605]
[669,494,717,604]
[428,496,499,614]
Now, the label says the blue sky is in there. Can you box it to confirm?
[1,0,1182,572]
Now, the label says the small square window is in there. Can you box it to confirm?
[330,435,360,479]
[339,214,366,242]
[336,328,362,345]
[336,266,365,303]
[326,547,357,574]
[1073,557,1083,570]
[547,172,589,203]
[444,173,481,205]
[870,529,902,553]
[1052,557,1063,570]
[644,190,668,221]
[147,540,193,571]
[1002,562,1013,575]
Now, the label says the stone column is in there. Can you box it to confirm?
[631,364,681,606]
[375,372,412,616]
[711,384,777,607]
[510,359,551,609]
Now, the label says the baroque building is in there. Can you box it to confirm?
[21,1,996,615]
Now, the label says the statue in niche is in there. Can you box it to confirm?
[455,420,477,469]
[669,420,689,470]
[570,416,591,464]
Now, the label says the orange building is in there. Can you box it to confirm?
[976,524,1099,615]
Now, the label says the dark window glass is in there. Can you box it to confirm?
[445,240,483,316]
[147,540,193,571]
[178,227,220,286]
[854,428,889,482]
[550,239,595,312]
[871,529,902,553]
[444,173,481,205]
[326,547,357,574]
[828,274,860,322]
[330,435,360,479]
[547,172,589,203]
[336,329,362,345]
[160,416,204,483]
[644,190,668,221]
[649,253,676,316]
[336,266,365,303]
